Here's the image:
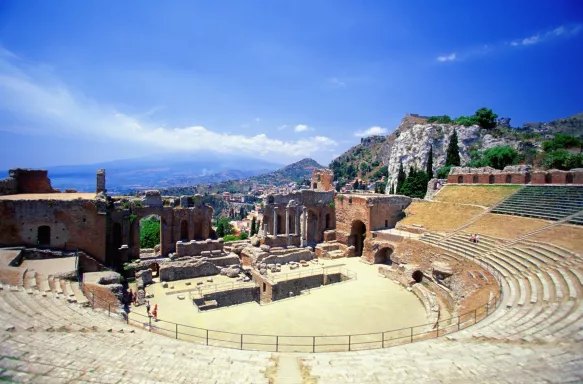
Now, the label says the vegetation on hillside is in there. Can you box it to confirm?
[427,108,498,128]
[329,135,388,190]
[540,134,583,170]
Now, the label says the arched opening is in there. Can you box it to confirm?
[112,223,122,250]
[545,173,552,184]
[472,175,479,183]
[140,215,161,256]
[180,220,188,240]
[374,248,393,265]
[37,226,50,246]
[525,173,531,184]
[506,174,512,184]
[412,270,423,283]
[457,175,463,183]
[313,183,318,189]
[566,173,574,184]
[350,220,366,257]
[489,175,495,184]
[325,213,331,230]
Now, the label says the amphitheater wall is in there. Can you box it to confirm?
[200,287,259,308]
[0,198,107,263]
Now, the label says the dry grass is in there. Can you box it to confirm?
[465,213,551,240]
[399,201,484,232]
[529,224,583,254]
[434,185,522,207]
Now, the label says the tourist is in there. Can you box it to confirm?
[475,234,480,244]
[146,300,151,316]
[470,234,475,243]
[152,304,158,321]
[128,289,133,305]
[132,291,137,304]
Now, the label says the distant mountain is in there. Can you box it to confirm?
[158,158,325,196]
[11,153,283,194]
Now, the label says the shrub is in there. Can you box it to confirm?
[140,217,160,248]
[437,166,452,179]
[427,115,453,124]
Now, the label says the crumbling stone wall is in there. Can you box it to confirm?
[0,169,57,195]
[446,165,583,185]
[311,168,334,192]
[159,259,220,281]
[0,197,108,263]
[176,239,223,257]
[335,194,411,247]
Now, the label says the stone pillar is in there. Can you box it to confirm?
[302,207,307,247]
[96,169,106,194]
[263,224,268,236]
[285,208,290,236]
[273,207,278,236]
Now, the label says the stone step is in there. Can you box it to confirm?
[69,281,90,306]
[36,273,51,293]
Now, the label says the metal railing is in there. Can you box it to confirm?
[185,280,257,298]
[79,275,502,353]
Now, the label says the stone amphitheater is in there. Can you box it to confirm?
[1,171,583,383]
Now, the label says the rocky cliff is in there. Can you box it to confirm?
[381,118,521,191]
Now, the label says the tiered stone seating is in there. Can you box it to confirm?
[491,185,583,222]
[419,230,583,346]
[0,286,273,383]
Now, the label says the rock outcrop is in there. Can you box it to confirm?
[381,117,521,192]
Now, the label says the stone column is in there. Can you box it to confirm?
[285,208,290,246]
[302,207,307,247]
[285,208,290,236]
[263,224,268,236]
[273,207,278,236]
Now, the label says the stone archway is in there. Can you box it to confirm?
[350,220,366,257]
[374,247,393,265]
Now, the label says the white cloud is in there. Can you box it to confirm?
[294,124,309,132]
[509,24,581,47]
[277,124,287,130]
[327,77,346,87]
[436,53,456,62]
[354,126,387,137]
[0,48,337,159]
[521,34,540,45]
[442,24,582,61]
[254,117,261,122]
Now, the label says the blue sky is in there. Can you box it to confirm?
[0,0,582,169]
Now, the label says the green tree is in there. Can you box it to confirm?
[396,161,406,194]
[436,166,452,179]
[445,130,461,166]
[399,168,429,199]
[483,146,519,169]
[353,180,360,189]
[139,217,160,248]
[250,216,257,236]
[426,145,434,178]
[474,107,498,129]
[216,217,234,238]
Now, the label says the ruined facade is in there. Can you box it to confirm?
[262,190,335,247]
[311,168,334,192]
[447,166,583,185]
[0,169,214,268]
[333,194,411,258]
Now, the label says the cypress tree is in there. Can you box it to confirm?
[446,130,461,166]
[250,216,256,236]
[426,145,434,178]
[396,161,406,194]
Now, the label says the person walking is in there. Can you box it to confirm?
[146,300,151,316]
